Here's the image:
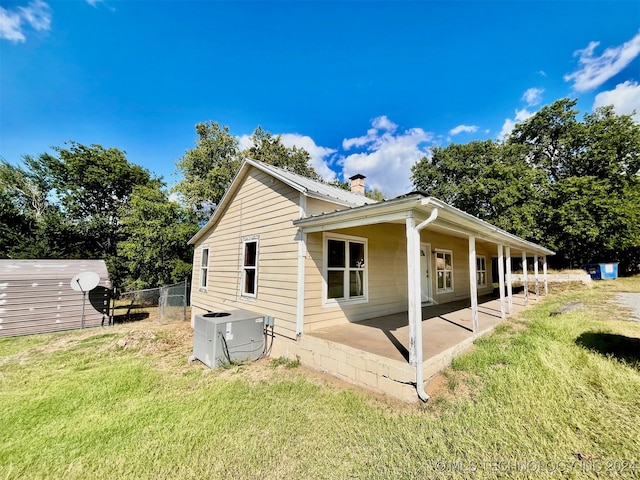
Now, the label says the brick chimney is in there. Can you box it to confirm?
[349,174,366,195]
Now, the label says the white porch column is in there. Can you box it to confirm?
[406,215,422,366]
[498,244,506,318]
[522,251,529,306]
[506,246,513,314]
[543,255,549,295]
[469,236,479,332]
[534,254,540,300]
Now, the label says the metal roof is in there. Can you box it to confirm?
[244,159,376,207]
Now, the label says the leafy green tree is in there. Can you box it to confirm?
[411,140,548,240]
[0,188,31,257]
[118,182,199,290]
[240,126,321,180]
[174,121,241,222]
[33,142,153,256]
[175,122,321,222]
[510,101,640,268]
[411,99,640,271]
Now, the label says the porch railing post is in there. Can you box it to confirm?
[522,251,529,306]
[534,254,540,300]
[406,215,420,365]
[469,236,479,333]
[543,255,549,295]
[506,246,513,314]
[498,244,506,318]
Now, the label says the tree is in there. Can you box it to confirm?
[510,100,640,268]
[175,122,321,223]
[240,126,320,180]
[411,99,640,271]
[411,140,548,240]
[174,121,241,222]
[32,142,154,257]
[118,182,199,290]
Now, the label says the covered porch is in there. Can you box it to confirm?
[292,194,555,402]
[309,292,533,365]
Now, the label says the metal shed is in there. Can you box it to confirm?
[0,259,111,337]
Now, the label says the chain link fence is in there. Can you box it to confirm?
[113,280,189,324]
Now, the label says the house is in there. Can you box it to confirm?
[0,259,111,337]
[188,159,554,401]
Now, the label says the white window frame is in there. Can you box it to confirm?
[241,237,259,299]
[435,249,454,293]
[476,255,487,287]
[199,245,209,291]
[322,232,368,307]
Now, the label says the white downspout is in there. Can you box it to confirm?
[296,193,307,336]
[410,207,439,402]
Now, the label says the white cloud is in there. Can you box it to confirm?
[499,108,535,139]
[564,31,640,92]
[449,124,478,136]
[593,81,640,122]
[342,115,398,150]
[86,0,103,6]
[340,117,432,197]
[237,133,337,181]
[279,133,337,181]
[522,87,544,106]
[0,0,51,43]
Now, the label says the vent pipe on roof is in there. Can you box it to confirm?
[349,174,366,195]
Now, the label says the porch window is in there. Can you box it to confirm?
[199,246,209,290]
[324,234,367,304]
[435,250,453,293]
[476,255,487,287]
[241,238,259,298]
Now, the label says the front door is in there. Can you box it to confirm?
[420,243,432,303]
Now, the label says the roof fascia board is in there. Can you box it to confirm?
[297,210,415,233]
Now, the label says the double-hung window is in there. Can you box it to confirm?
[241,238,259,298]
[435,250,453,293]
[476,256,487,287]
[324,234,367,304]
[199,246,209,290]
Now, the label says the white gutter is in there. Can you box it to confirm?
[411,207,439,402]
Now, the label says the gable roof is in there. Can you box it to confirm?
[188,158,376,245]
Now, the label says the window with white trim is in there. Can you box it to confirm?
[241,238,259,298]
[476,255,487,287]
[199,246,209,289]
[435,250,453,293]
[324,234,367,304]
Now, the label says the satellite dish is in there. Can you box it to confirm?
[70,271,100,329]
[70,271,100,292]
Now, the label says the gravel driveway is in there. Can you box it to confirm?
[615,293,640,322]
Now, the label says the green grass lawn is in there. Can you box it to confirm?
[1,278,640,479]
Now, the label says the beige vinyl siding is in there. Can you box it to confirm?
[303,224,497,331]
[304,223,410,330]
[306,197,353,217]
[190,168,302,339]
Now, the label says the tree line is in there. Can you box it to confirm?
[411,99,640,271]
[1,98,639,290]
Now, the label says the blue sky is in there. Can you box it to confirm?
[1,1,639,197]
